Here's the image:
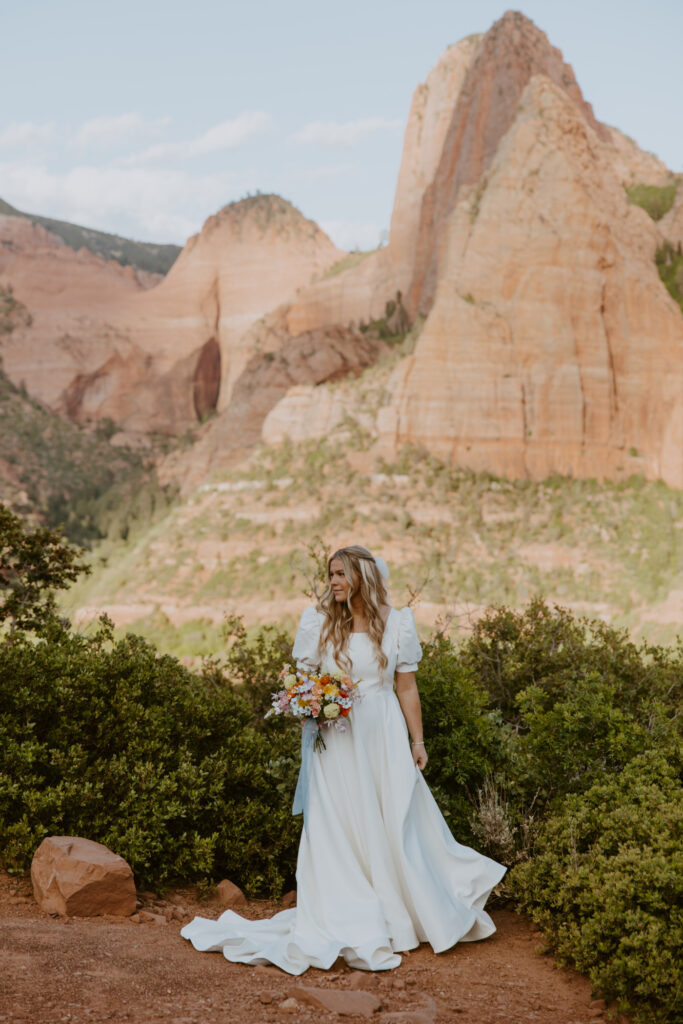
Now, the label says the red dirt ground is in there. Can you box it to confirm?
[0,871,628,1024]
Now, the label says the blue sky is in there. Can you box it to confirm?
[1,0,681,251]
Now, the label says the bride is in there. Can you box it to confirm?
[181,544,506,974]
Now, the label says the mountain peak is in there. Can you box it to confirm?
[408,8,610,315]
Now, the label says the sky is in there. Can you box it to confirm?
[1,0,681,252]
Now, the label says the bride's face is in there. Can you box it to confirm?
[329,557,356,602]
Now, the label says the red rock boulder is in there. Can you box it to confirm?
[31,836,136,917]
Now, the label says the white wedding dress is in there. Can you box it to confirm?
[181,606,506,974]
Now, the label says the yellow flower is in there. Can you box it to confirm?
[323,703,340,719]
[284,674,297,690]
[323,683,339,696]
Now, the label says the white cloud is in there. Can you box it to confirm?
[0,160,241,242]
[320,219,387,252]
[73,113,171,150]
[0,121,56,149]
[291,117,401,148]
[123,111,272,165]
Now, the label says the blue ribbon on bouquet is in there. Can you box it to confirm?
[292,718,317,817]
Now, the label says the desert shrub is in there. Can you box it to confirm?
[0,617,301,895]
[510,749,682,1024]
[415,631,502,844]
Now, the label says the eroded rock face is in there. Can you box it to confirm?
[120,195,343,417]
[603,127,673,188]
[407,10,611,318]
[379,76,683,489]
[165,326,388,490]
[31,836,136,917]
[0,197,342,435]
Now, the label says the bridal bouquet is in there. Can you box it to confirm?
[266,664,361,751]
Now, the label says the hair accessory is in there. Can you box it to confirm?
[374,556,389,582]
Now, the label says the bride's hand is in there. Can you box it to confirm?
[412,741,428,770]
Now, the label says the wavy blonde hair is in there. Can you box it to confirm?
[318,545,389,678]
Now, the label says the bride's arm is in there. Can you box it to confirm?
[395,672,428,770]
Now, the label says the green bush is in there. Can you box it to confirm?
[413,631,502,844]
[0,557,680,1023]
[0,617,301,895]
[510,750,682,1024]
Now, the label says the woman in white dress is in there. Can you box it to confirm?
[181,545,506,974]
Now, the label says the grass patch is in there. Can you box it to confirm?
[625,181,678,221]
[322,248,377,279]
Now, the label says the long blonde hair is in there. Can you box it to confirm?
[318,545,389,678]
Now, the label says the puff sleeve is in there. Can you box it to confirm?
[396,606,422,673]
[291,606,323,671]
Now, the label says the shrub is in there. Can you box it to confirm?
[415,631,501,844]
[0,618,301,895]
[510,750,682,1024]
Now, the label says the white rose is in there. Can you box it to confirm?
[323,703,340,719]
[284,674,297,690]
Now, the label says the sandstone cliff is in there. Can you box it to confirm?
[378,76,683,488]
[0,214,157,417]
[0,196,342,435]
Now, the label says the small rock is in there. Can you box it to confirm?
[281,889,297,908]
[348,971,380,991]
[392,978,406,990]
[279,997,299,1013]
[289,985,381,1017]
[130,913,141,923]
[31,836,136,917]
[258,993,273,1004]
[138,910,167,925]
[591,1000,608,1012]
[216,878,247,909]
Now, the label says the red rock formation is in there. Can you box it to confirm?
[0,197,342,435]
[379,76,683,489]
[407,10,611,319]
[162,325,388,488]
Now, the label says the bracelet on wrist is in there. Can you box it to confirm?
[412,740,425,747]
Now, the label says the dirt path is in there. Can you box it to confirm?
[0,872,626,1024]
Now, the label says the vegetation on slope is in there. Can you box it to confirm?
[64,427,683,655]
[0,197,180,275]
[0,365,176,545]
[624,180,678,221]
[656,240,683,313]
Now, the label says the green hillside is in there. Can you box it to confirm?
[0,358,176,546]
[0,197,180,275]
[62,429,683,657]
